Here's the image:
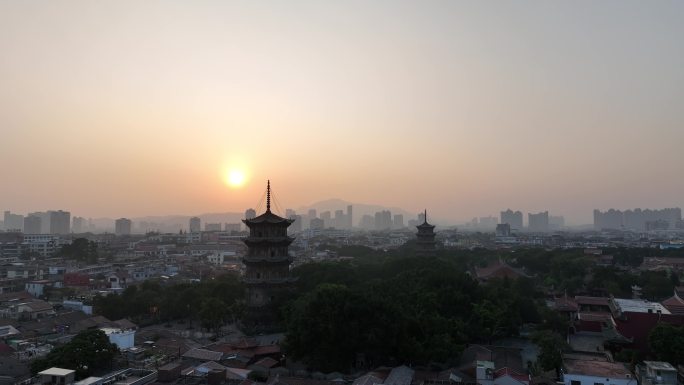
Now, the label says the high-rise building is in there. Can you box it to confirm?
[27,212,50,234]
[500,209,523,231]
[245,208,257,220]
[347,205,353,229]
[393,214,404,229]
[549,215,565,229]
[205,223,222,231]
[595,208,682,230]
[189,217,201,233]
[115,218,132,236]
[334,210,344,229]
[3,211,24,232]
[496,223,511,237]
[374,210,392,230]
[528,211,549,232]
[285,209,296,219]
[225,223,241,233]
[290,215,302,233]
[308,209,317,220]
[24,215,42,234]
[72,216,86,233]
[416,210,436,257]
[359,215,374,230]
[49,210,70,234]
[242,181,295,330]
[320,211,332,228]
[479,216,498,229]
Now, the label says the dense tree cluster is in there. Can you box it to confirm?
[31,329,118,379]
[282,244,681,371]
[283,250,561,371]
[92,275,244,329]
[56,238,99,264]
[510,248,677,300]
[649,324,684,366]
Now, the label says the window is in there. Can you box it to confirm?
[571,381,581,385]
[593,382,604,385]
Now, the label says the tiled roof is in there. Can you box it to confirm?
[564,359,631,379]
[182,348,224,361]
[352,374,384,385]
[575,296,610,306]
[384,365,414,385]
[252,357,279,369]
[495,367,529,383]
[475,260,528,280]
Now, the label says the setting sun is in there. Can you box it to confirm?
[226,169,247,188]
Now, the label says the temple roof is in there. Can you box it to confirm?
[243,180,293,226]
[243,210,293,226]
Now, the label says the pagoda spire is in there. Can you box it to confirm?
[424,209,427,224]
[266,180,271,213]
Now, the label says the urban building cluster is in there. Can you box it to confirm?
[2,189,684,385]
[594,208,683,231]
[465,210,565,233]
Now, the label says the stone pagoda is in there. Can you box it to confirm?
[415,209,436,257]
[241,180,295,329]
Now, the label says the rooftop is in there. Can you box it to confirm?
[643,361,676,371]
[39,367,75,376]
[613,298,671,314]
[564,359,632,379]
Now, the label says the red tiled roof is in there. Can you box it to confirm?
[495,367,529,383]
[252,357,278,369]
[555,297,578,312]
[614,312,684,353]
[475,260,528,280]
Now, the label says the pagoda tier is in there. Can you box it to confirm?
[242,236,294,246]
[241,180,296,330]
[242,255,294,264]
[243,277,298,285]
[416,209,436,257]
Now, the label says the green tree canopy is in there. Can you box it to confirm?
[31,329,119,379]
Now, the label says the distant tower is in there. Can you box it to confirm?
[416,209,436,257]
[242,181,295,330]
[189,217,201,233]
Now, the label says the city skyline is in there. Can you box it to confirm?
[2,1,683,224]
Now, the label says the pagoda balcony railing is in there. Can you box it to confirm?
[242,236,293,241]
[242,255,293,263]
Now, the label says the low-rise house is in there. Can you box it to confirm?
[636,361,677,385]
[0,299,54,320]
[182,348,224,363]
[25,280,53,298]
[38,367,76,385]
[0,355,30,385]
[107,271,129,289]
[562,357,636,385]
[100,327,135,349]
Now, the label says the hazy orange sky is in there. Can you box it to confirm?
[1,1,683,225]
